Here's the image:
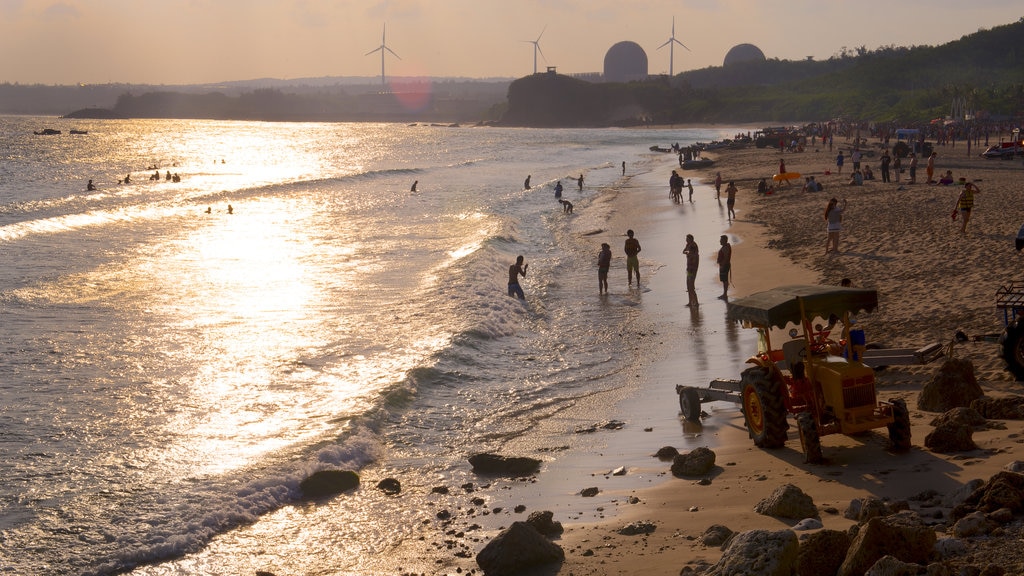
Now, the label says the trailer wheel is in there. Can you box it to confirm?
[999,321,1024,382]
[796,412,823,464]
[740,367,788,448]
[678,386,702,422]
[887,398,912,451]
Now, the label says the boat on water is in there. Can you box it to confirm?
[34,128,61,135]
[681,158,715,170]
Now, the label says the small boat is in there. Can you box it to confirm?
[649,145,673,153]
[69,129,88,135]
[34,128,61,135]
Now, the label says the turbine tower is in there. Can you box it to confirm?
[366,23,400,88]
[522,26,547,74]
[657,16,690,77]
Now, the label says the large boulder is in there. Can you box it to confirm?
[971,396,1024,419]
[671,446,716,477]
[837,511,936,576]
[797,529,851,576]
[917,358,982,412]
[705,529,799,576]
[951,471,1024,520]
[924,421,977,453]
[468,453,542,476]
[475,521,564,576]
[299,469,360,499]
[754,484,819,520]
[930,407,986,428]
[525,510,563,536]
[864,554,926,576]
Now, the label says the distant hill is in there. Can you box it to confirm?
[500,18,1024,127]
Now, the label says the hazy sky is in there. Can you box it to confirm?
[1,0,1020,85]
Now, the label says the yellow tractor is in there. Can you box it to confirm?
[676,285,911,463]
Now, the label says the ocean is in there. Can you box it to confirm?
[0,116,742,575]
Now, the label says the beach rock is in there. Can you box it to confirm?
[468,453,542,476]
[952,511,996,537]
[933,537,969,559]
[656,445,679,459]
[376,477,401,495]
[837,511,936,576]
[580,486,599,497]
[942,479,985,508]
[617,520,656,536]
[864,554,926,576]
[1004,461,1024,473]
[701,524,734,547]
[951,471,1024,520]
[793,518,823,530]
[754,483,818,519]
[846,497,893,522]
[298,469,360,499]
[797,529,851,576]
[525,510,563,536]
[917,359,982,412]
[705,529,798,576]
[671,446,716,477]
[930,406,986,428]
[475,521,564,576]
[971,396,1024,420]
[924,420,977,453]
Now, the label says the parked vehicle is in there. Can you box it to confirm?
[676,285,910,463]
[981,141,1022,159]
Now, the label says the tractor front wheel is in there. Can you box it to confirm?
[887,398,912,451]
[797,412,823,464]
[678,386,702,422]
[999,321,1024,382]
[740,367,788,448]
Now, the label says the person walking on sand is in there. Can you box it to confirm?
[507,255,528,299]
[687,179,694,202]
[880,149,892,183]
[926,152,937,183]
[717,235,732,300]
[835,151,845,175]
[725,181,737,221]
[893,154,902,184]
[954,180,979,234]
[597,243,612,294]
[908,153,918,184]
[714,172,722,199]
[825,197,847,254]
[683,234,699,307]
[624,229,641,286]
[524,175,531,190]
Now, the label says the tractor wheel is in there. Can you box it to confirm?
[740,366,789,448]
[999,321,1024,382]
[796,412,823,464]
[887,398,912,451]
[678,386,702,422]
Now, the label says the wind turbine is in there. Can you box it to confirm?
[657,16,690,77]
[522,26,547,74]
[366,23,400,88]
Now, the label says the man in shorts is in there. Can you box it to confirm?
[508,255,528,299]
[684,234,699,307]
[717,235,732,300]
[624,229,641,286]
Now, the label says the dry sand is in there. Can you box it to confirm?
[544,137,1024,575]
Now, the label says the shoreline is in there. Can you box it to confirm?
[531,139,1024,574]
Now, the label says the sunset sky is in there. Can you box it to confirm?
[1,0,1020,86]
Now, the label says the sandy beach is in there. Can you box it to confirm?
[531,136,1024,575]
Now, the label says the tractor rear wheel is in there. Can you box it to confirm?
[887,398,912,451]
[678,387,702,422]
[999,321,1024,382]
[797,412,823,463]
[740,366,788,448]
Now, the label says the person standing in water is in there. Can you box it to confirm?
[621,161,626,176]
[507,255,528,299]
[524,175,531,190]
[597,243,612,294]
[725,181,737,221]
[554,181,563,198]
[410,180,418,192]
[717,235,732,300]
[683,234,699,307]
[578,174,584,191]
[624,229,641,286]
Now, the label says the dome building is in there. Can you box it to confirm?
[603,41,648,82]
[723,43,766,66]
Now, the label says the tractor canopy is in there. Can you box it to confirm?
[727,285,878,330]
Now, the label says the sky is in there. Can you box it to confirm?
[1,0,1020,86]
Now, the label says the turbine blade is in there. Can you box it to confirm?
[536,24,546,42]
[675,39,691,51]
[658,39,671,50]
[365,46,383,56]
[386,46,401,59]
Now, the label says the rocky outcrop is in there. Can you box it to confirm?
[701,524,734,547]
[837,511,936,576]
[525,510,563,536]
[754,484,818,520]
[917,359,982,412]
[705,529,799,576]
[971,396,1024,419]
[475,521,564,576]
[468,453,542,476]
[924,420,977,453]
[298,469,360,499]
[376,477,401,495]
[951,471,1024,519]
